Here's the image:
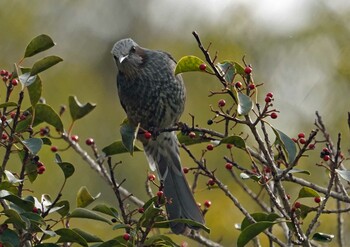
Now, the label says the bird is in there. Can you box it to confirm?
[111,38,204,234]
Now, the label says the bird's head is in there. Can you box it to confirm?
[111,38,145,75]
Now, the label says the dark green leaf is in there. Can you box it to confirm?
[120,120,139,155]
[234,62,246,76]
[27,75,42,106]
[21,212,45,226]
[102,140,141,156]
[76,186,100,208]
[69,96,96,121]
[112,224,132,230]
[237,221,277,247]
[22,138,43,155]
[92,204,119,218]
[56,228,88,247]
[36,244,60,247]
[57,162,75,179]
[41,137,52,145]
[175,55,213,75]
[0,102,17,108]
[72,228,103,243]
[216,61,236,83]
[312,232,334,242]
[273,128,297,164]
[69,208,112,225]
[241,213,281,231]
[237,92,253,115]
[336,169,350,182]
[15,115,32,133]
[0,181,18,194]
[0,228,20,247]
[4,209,27,229]
[144,235,180,247]
[34,104,64,131]
[240,173,261,182]
[55,200,70,217]
[94,239,124,247]
[221,135,246,149]
[24,34,55,58]
[0,190,34,211]
[298,187,320,199]
[30,56,63,76]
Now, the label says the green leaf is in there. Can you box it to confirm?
[22,138,43,155]
[241,213,281,231]
[69,96,96,121]
[92,204,119,218]
[55,155,75,179]
[76,186,100,208]
[0,190,34,211]
[312,232,334,242]
[102,140,141,156]
[234,62,246,76]
[298,187,320,199]
[95,239,124,247]
[69,208,112,225]
[0,102,17,108]
[112,224,132,230]
[0,228,20,247]
[24,34,55,58]
[4,170,23,184]
[237,221,277,247]
[272,128,297,164]
[220,135,246,149]
[36,244,60,247]
[34,104,64,131]
[240,173,261,182]
[237,92,253,115]
[277,168,310,176]
[56,228,88,247]
[177,131,208,146]
[27,75,42,106]
[30,55,63,76]
[175,55,213,75]
[4,209,28,229]
[144,235,180,247]
[72,228,103,243]
[55,200,70,217]
[25,160,38,183]
[120,120,140,155]
[21,212,45,226]
[216,61,236,83]
[335,169,350,182]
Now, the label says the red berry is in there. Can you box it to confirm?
[314,197,321,203]
[265,96,272,103]
[264,166,271,173]
[235,81,242,88]
[11,79,18,86]
[157,190,164,197]
[270,112,278,119]
[298,133,305,139]
[32,207,39,214]
[85,138,94,146]
[188,132,196,139]
[1,133,8,140]
[308,143,316,150]
[323,155,330,161]
[225,162,233,170]
[199,63,207,71]
[183,167,189,174]
[71,135,79,142]
[248,83,255,90]
[218,99,226,107]
[287,194,291,200]
[322,147,330,153]
[226,143,233,149]
[36,161,44,167]
[39,127,49,136]
[206,144,214,151]
[37,165,46,174]
[19,114,26,120]
[299,138,306,144]
[0,70,8,77]
[1,116,6,122]
[148,174,156,181]
[207,179,215,186]
[123,233,130,241]
[204,200,212,208]
[244,66,252,74]
[294,201,301,208]
[144,131,152,140]
[266,92,273,98]
[50,146,58,152]
[138,207,145,213]
[10,112,16,119]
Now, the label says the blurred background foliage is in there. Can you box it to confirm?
[1,0,350,246]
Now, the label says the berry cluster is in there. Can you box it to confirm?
[320,147,330,162]
[0,69,19,87]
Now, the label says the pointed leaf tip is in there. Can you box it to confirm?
[24,34,55,58]
[175,55,213,75]
[69,96,96,121]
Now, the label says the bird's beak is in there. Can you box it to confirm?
[119,55,128,64]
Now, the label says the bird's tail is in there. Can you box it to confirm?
[142,131,204,234]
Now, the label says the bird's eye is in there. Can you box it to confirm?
[130,46,136,53]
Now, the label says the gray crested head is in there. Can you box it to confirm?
[111,38,145,75]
